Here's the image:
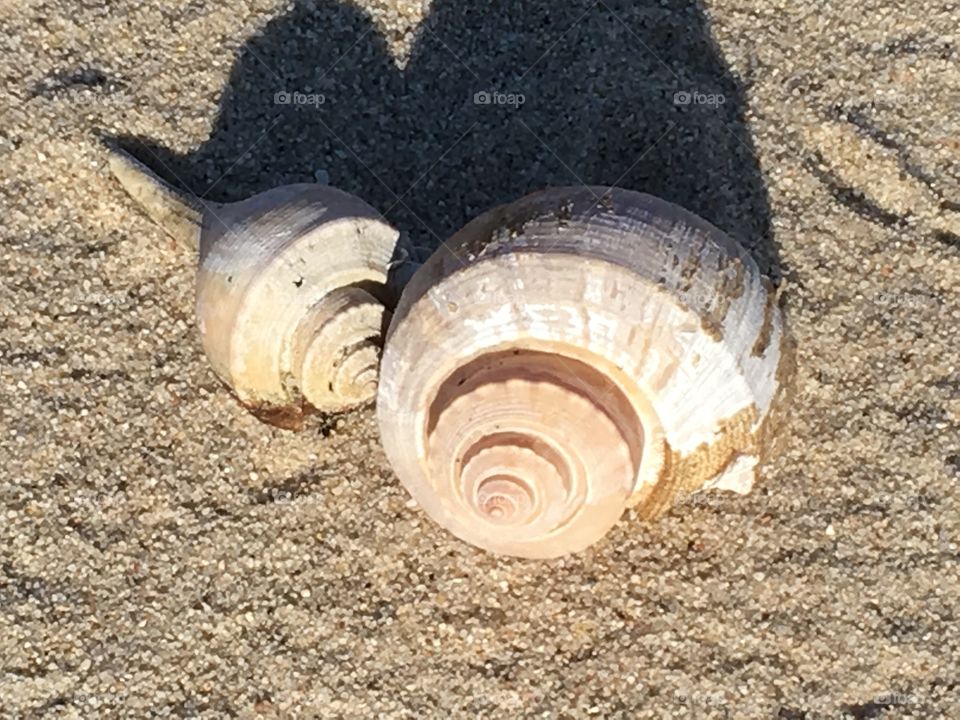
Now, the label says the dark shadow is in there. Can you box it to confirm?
[113,0,779,277]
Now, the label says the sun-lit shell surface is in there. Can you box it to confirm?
[377,186,794,559]
[108,150,402,427]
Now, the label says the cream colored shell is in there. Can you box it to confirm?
[377,186,793,559]
[108,149,402,426]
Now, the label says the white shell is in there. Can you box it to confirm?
[377,187,793,558]
[108,150,403,426]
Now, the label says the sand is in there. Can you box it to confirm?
[1,0,958,717]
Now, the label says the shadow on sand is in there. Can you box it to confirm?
[114,0,778,276]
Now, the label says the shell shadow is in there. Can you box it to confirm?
[112,0,779,277]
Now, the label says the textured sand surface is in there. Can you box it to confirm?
[2,0,959,718]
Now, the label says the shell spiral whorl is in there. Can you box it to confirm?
[425,350,642,549]
[378,186,793,558]
[288,285,387,412]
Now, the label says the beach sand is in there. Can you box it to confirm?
[1,0,958,717]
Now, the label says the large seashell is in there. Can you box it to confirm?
[377,187,794,558]
[108,149,408,427]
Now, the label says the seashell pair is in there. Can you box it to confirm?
[109,150,793,559]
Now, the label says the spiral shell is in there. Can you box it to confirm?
[108,149,404,427]
[377,187,793,558]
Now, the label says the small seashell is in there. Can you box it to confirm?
[377,186,794,558]
[107,148,409,427]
